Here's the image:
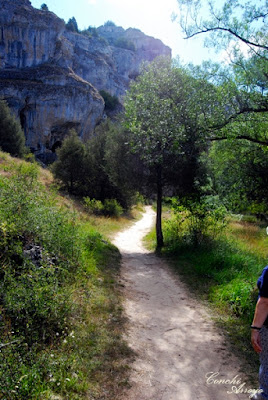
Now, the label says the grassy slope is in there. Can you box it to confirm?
[0,152,135,400]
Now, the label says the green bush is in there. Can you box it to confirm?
[0,163,76,346]
[0,100,26,157]
[164,197,227,250]
[84,197,104,215]
[84,197,123,217]
[103,199,123,217]
[0,162,87,397]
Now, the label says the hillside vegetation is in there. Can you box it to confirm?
[0,151,132,400]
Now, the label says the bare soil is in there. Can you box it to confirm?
[113,206,258,400]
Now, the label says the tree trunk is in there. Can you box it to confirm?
[156,165,164,249]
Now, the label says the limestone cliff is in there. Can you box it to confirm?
[0,0,171,160]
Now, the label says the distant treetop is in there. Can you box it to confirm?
[104,21,116,27]
[40,3,49,11]
[66,17,79,33]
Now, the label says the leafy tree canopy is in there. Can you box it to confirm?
[124,57,218,247]
[175,0,267,56]
[52,130,85,193]
[174,0,268,123]
[207,139,268,215]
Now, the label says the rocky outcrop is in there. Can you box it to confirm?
[0,0,65,69]
[0,65,104,162]
[0,0,171,160]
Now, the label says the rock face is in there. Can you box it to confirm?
[0,0,171,160]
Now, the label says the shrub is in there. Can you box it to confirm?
[103,199,123,217]
[84,197,123,217]
[0,100,26,157]
[164,197,228,250]
[84,197,104,215]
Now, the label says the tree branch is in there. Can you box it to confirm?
[0,340,21,349]
[204,105,268,146]
[205,106,268,133]
[207,135,268,146]
[185,26,268,51]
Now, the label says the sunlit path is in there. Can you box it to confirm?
[113,206,251,400]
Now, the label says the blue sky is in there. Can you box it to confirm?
[30,0,218,64]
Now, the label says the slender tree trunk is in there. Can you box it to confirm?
[156,165,164,249]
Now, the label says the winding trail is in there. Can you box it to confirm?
[113,206,256,400]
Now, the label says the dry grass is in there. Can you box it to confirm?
[229,221,268,258]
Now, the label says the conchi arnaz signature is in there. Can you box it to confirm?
[206,371,262,398]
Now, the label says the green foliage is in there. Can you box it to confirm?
[164,197,228,249]
[84,197,123,217]
[168,236,262,324]
[0,163,75,396]
[84,197,104,215]
[207,140,268,214]
[85,120,137,208]
[114,37,136,51]
[0,100,26,157]
[102,199,123,217]
[66,17,79,33]
[51,130,85,194]
[0,157,127,399]
[176,0,268,120]
[99,90,119,111]
[157,198,268,369]
[177,0,267,58]
[51,121,136,208]
[124,57,217,246]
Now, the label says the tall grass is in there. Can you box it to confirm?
[0,155,130,399]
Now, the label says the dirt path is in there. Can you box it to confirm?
[113,206,258,400]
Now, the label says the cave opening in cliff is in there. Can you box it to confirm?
[19,109,26,132]
[51,140,62,153]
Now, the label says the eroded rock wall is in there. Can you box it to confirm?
[0,0,171,159]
